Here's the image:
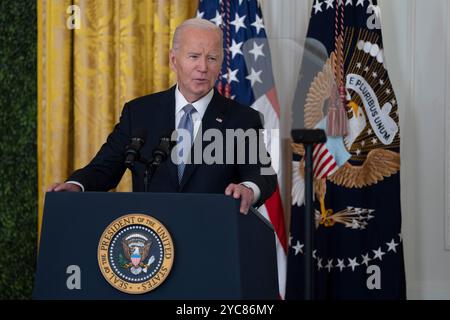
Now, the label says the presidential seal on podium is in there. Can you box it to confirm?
[98,214,174,294]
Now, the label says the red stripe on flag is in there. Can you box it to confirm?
[315,154,334,177]
[317,158,337,179]
[264,186,287,252]
[265,87,281,118]
[319,162,337,179]
[313,146,330,176]
[324,162,337,177]
[313,143,323,158]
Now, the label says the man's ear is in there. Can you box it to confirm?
[169,49,177,72]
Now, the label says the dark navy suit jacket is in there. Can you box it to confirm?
[68,86,277,207]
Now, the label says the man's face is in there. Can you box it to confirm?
[170,27,223,102]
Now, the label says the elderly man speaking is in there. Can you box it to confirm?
[48,18,276,214]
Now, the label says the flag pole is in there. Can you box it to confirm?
[291,129,327,300]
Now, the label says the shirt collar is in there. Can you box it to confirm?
[175,85,214,119]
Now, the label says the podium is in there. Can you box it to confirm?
[34,192,278,299]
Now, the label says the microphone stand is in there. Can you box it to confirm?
[127,156,152,192]
[143,157,162,193]
[142,138,173,192]
[291,129,326,300]
[126,135,173,192]
[143,160,152,193]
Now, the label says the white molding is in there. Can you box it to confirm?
[445,0,450,251]
[407,281,450,300]
[404,0,416,242]
[403,0,416,299]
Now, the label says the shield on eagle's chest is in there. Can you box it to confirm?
[131,248,141,267]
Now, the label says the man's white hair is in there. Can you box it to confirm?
[172,18,223,51]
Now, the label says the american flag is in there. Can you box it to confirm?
[197,0,288,298]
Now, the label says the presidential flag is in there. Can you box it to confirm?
[287,0,406,299]
[197,0,288,298]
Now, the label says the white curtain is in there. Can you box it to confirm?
[257,0,313,217]
[260,0,313,139]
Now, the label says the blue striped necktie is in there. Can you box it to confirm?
[177,104,196,183]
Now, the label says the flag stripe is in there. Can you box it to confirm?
[264,186,287,251]
[315,154,335,178]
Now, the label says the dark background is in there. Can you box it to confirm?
[0,0,37,299]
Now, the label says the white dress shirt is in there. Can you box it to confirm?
[175,84,212,139]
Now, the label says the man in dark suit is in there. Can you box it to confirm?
[48,18,277,214]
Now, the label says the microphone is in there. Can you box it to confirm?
[143,132,175,192]
[124,128,147,169]
[151,133,175,166]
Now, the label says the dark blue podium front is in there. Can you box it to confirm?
[34,192,278,299]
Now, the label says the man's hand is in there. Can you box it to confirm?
[47,183,81,192]
[225,183,254,215]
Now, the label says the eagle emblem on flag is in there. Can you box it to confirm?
[292,33,400,229]
[287,0,406,300]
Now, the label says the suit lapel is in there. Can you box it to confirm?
[179,89,228,191]
[158,86,179,190]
